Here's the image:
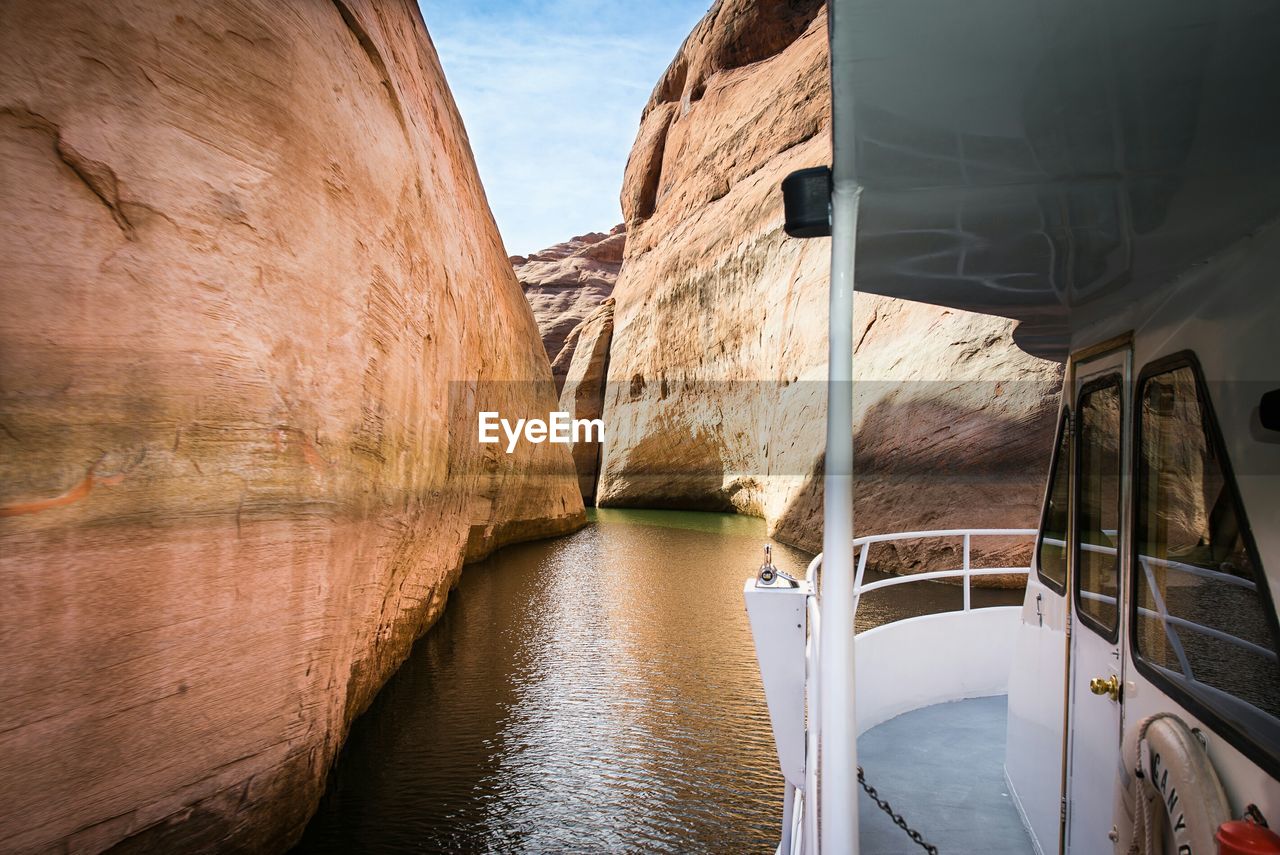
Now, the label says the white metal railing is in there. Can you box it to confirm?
[807,528,1038,615]
[788,528,1037,855]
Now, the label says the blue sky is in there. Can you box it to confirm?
[419,0,710,255]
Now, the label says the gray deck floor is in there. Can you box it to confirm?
[858,695,1034,854]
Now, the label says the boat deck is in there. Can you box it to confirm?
[858,695,1033,854]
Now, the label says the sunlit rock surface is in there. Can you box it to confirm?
[597,0,1063,569]
[0,1,582,851]
[514,225,624,390]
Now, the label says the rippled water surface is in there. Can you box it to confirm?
[295,509,1019,853]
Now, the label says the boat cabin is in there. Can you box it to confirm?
[748,0,1280,851]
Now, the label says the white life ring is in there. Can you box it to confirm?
[1116,713,1231,855]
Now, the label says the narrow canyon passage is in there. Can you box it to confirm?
[293,510,1020,853]
[8,0,1274,850]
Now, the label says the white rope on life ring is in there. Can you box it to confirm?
[1116,712,1231,854]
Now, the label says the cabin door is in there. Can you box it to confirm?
[1065,346,1130,852]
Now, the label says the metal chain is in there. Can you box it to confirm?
[857,765,939,854]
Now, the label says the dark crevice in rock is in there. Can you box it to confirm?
[56,138,135,238]
[650,55,688,109]
[644,0,825,115]
[854,306,879,354]
[688,78,707,104]
[2,105,136,239]
[629,373,646,401]
[710,0,825,74]
[330,0,410,143]
[633,111,673,222]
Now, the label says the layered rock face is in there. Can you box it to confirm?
[0,2,581,852]
[514,225,624,390]
[598,0,1063,569]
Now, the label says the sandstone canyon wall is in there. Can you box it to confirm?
[598,0,1064,568]
[0,2,582,852]
[513,226,624,391]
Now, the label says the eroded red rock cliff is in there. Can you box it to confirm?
[598,0,1063,567]
[0,1,581,851]
[514,225,624,390]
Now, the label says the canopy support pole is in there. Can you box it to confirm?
[818,174,860,852]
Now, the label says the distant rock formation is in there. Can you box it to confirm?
[557,299,615,502]
[597,0,1063,570]
[514,225,624,391]
[0,1,581,852]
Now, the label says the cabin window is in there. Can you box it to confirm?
[1036,409,1070,593]
[1075,377,1123,639]
[1133,357,1280,767]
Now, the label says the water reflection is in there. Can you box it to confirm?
[295,509,1020,853]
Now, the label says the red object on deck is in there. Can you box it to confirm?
[1218,818,1280,853]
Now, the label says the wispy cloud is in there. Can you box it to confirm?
[419,0,709,255]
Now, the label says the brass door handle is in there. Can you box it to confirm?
[1089,674,1121,701]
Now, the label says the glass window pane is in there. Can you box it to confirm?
[1077,379,1122,635]
[1037,411,1070,590]
[1134,365,1280,756]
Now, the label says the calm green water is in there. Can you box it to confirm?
[294,509,1019,853]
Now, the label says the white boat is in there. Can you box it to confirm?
[747,0,1280,852]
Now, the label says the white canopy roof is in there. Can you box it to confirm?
[827,0,1280,358]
